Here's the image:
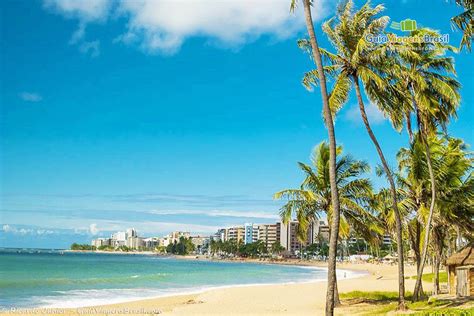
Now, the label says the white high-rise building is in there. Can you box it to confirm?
[112,231,126,247]
[126,228,137,238]
[91,238,111,248]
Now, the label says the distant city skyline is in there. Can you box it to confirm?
[1,0,472,248]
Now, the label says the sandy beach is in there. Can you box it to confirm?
[1,262,437,316]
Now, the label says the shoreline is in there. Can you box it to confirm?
[1,253,437,315]
[1,262,429,315]
[90,263,427,315]
[45,260,359,309]
[1,261,392,315]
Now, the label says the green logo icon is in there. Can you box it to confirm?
[390,19,417,32]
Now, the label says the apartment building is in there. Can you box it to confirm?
[227,226,244,242]
[308,220,330,244]
[257,223,279,250]
[91,238,111,248]
[279,221,308,254]
[244,223,259,244]
[169,231,191,244]
[126,236,145,249]
[190,235,210,254]
[143,237,160,249]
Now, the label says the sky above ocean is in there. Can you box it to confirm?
[1,0,472,248]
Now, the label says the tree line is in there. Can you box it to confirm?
[209,239,285,258]
[283,0,473,314]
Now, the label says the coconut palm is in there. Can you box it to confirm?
[290,1,342,313]
[397,134,473,295]
[387,29,461,300]
[299,1,407,308]
[394,136,428,295]
[451,0,473,51]
[275,142,380,244]
[274,142,381,305]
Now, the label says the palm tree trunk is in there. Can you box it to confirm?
[302,1,341,315]
[334,276,341,306]
[433,255,440,294]
[328,227,341,306]
[412,112,437,301]
[353,75,406,310]
[415,221,424,294]
[408,220,424,294]
[432,226,444,295]
[406,112,414,144]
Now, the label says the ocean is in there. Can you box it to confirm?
[0,248,346,309]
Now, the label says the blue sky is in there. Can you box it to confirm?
[1,0,472,248]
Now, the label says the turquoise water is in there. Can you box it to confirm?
[0,248,331,308]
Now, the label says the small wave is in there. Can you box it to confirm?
[0,273,171,289]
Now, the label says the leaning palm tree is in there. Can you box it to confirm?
[290,1,342,313]
[451,0,473,51]
[299,0,406,309]
[274,142,381,305]
[388,29,461,300]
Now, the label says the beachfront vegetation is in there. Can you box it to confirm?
[70,243,96,251]
[282,0,473,314]
[209,239,281,258]
[315,1,408,308]
[339,291,474,315]
[451,0,473,51]
[166,236,195,255]
[387,27,461,301]
[408,272,448,284]
[290,0,342,313]
[275,141,379,245]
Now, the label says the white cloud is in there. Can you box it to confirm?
[44,0,110,57]
[344,102,386,125]
[19,92,42,102]
[43,0,328,55]
[89,223,100,235]
[2,224,54,236]
[36,229,55,235]
[43,0,111,22]
[148,209,278,220]
[2,224,13,233]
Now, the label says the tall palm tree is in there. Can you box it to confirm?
[388,29,461,300]
[290,1,342,313]
[300,1,406,309]
[395,136,428,295]
[275,142,381,305]
[398,134,474,295]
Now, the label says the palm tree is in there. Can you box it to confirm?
[299,1,407,308]
[290,1,342,313]
[275,142,379,241]
[397,134,474,295]
[451,0,473,51]
[274,142,381,305]
[394,136,428,295]
[388,29,461,300]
